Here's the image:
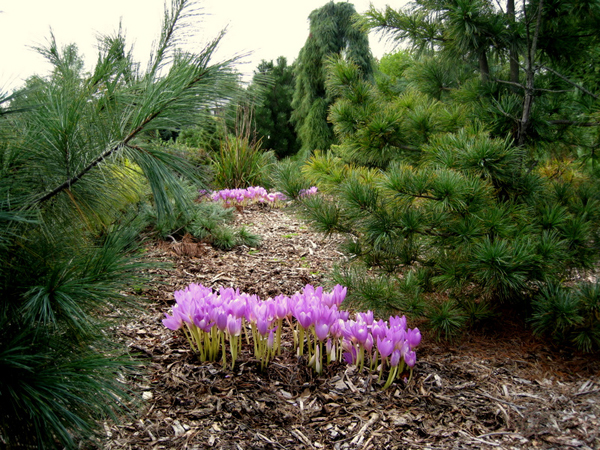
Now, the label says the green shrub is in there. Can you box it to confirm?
[272,159,312,200]
[142,193,261,251]
[426,300,468,341]
[530,282,600,352]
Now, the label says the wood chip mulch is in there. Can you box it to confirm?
[105,205,600,450]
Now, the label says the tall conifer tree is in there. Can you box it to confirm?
[292,1,373,155]
[249,57,299,159]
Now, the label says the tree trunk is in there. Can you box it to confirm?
[479,51,490,83]
[507,0,519,86]
[518,0,543,146]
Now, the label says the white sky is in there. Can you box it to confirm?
[0,0,405,92]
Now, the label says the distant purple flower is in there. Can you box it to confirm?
[299,186,318,198]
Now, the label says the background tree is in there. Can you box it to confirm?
[0,1,240,447]
[359,0,600,147]
[291,1,374,156]
[247,56,300,159]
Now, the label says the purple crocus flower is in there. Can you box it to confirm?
[356,310,374,326]
[407,328,422,348]
[229,297,247,319]
[331,284,347,306]
[162,309,184,330]
[376,336,394,359]
[226,315,242,336]
[389,315,407,330]
[350,320,369,345]
[314,321,330,341]
[404,350,417,367]
[371,319,387,341]
[273,295,290,319]
[390,349,401,367]
[194,314,213,333]
[363,333,374,352]
[215,310,228,332]
[296,310,313,329]
[343,345,357,364]
[267,328,276,349]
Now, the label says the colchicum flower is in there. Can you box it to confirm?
[162,282,421,388]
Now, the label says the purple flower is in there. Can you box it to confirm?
[371,319,387,341]
[407,328,422,348]
[389,315,407,330]
[267,328,276,349]
[363,333,374,352]
[162,310,183,330]
[193,311,213,333]
[229,297,247,318]
[299,186,318,198]
[256,316,269,336]
[343,346,357,364]
[332,285,347,306]
[226,316,242,336]
[296,310,313,329]
[376,336,394,359]
[274,295,290,319]
[404,350,417,368]
[356,310,374,325]
[390,349,401,367]
[215,310,228,332]
[314,321,330,341]
[350,320,369,345]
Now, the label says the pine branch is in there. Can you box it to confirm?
[32,63,213,207]
[536,64,599,100]
[32,112,160,206]
[548,120,600,127]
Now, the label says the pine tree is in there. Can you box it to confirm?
[0,1,240,447]
[359,0,600,146]
[292,1,374,156]
[300,54,600,347]
[249,57,299,159]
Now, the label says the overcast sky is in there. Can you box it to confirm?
[0,0,407,91]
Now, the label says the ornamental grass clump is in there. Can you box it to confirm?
[163,282,421,388]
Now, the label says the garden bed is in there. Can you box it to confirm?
[107,206,600,450]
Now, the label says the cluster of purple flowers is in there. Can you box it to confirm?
[163,283,421,388]
[201,186,288,206]
[199,186,320,206]
[298,186,318,198]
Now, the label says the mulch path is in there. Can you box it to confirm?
[106,205,600,450]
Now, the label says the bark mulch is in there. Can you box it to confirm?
[105,205,600,450]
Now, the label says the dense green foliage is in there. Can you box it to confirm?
[248,57,300,159]
[291,1,374,155]
[290,0,600,349]
[0,1,242,447]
